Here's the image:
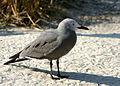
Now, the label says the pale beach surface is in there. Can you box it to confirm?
[1,0,120,85]
[0,21,120,86]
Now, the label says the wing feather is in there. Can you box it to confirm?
[20,31,61,59]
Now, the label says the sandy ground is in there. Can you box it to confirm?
[0,21,120,86]
[1,0,120,86]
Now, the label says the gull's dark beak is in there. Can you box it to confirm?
[78,26,89,30]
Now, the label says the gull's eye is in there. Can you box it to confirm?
[72,23,75,26]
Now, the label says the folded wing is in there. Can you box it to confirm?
[20,31,61,59]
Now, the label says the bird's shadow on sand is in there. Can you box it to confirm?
[12,64,120,86]
[77,33,120,38]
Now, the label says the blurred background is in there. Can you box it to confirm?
[0,0,120,29]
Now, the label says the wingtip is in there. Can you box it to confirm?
[3,58,16,65]
[4,62,9,65]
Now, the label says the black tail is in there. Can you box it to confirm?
[4,51,29,65]
[4,58,29,65]
[4,58,17,65]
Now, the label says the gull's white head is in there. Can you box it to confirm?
[58,18,89,31]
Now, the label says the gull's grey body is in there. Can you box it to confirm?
[20,29,76,60]
[4,18,89,79]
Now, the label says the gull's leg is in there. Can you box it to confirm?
[56,59,69,78]
[50,60,60,80]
